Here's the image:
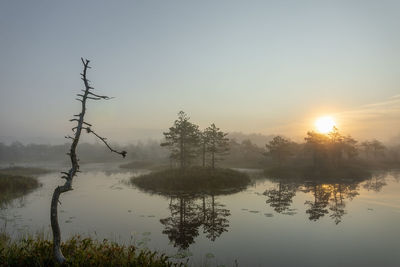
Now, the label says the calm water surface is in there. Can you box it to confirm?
[1,164,400,267]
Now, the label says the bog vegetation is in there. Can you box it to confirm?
[0,234,181,267]
[0,167,49,207]
[131,111,250,194]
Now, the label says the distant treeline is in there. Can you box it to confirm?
[1,132,399,170]
[0,141,168,164]
[263,129,400,175]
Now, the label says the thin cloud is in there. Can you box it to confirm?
[334,95,400,140]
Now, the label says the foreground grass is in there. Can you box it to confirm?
[131,166,250,195]
[0,235,181,267]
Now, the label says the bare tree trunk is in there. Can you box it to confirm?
[202,141,206,167]
[50,58,126,264]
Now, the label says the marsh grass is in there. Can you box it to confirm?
[0,234,182,267]
[0,166,50,206]
[131,166,250,195]
[0,174,41,206]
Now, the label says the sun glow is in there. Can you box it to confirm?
[315,116,336,134]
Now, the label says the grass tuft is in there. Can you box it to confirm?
[0,234,182,267]
[0,174,41,206]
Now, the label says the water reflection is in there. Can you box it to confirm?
[363,173,387,192]
[264,174,391,225]
[160,194,230,249]
[264,182,297,214]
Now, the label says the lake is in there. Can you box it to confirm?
[1,164,400,267]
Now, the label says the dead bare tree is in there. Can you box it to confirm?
[50,58,126,264]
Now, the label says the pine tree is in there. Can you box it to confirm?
[161,111,200,169]
[203,123,229,169]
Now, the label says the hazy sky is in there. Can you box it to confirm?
[1,0,399,144]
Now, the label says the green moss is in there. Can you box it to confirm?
[131,166,250,195]
[0,235,181,267]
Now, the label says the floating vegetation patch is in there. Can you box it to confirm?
[171,250,193,259]
[282,211,297,216]
[248,210,260,214]
[205,252,215,259]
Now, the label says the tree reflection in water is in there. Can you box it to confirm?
[160,196,201,250]
[363,173,387,192]
[202,195,230,241]
[159,174,391,250]
[264,174,387,225]
[263,182,297,214]
[160,194,230,249]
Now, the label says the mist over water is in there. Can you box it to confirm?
[1,165,399,266]
[1,1,400,266]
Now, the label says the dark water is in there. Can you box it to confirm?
[1,164,400,267]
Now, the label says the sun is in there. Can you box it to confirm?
[315,116,336,134]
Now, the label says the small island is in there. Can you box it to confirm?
[0,167,50,206]
[262,126,380,183]
[130,111,251,195]
[131,166,250,195]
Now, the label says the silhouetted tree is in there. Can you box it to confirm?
[161,111,201,170]
[265,136,293,166]
[305,131,330,168]
[305,127,358,169]
[50,59,126,264]
[200,130,209,168]
[361,139,385,159]
[203,123,229,169]
[328,127,358,167]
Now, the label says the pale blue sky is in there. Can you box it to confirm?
[0,0,399,144]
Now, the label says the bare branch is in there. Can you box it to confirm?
[87,96,102,100]
[88,91,114,100]
[51,58,127,264]
[86,127,127,158]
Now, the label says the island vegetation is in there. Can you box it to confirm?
[262,127,395,181]
[0,166,50,207]
[132,166,249,195]
[131,111,251,195]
